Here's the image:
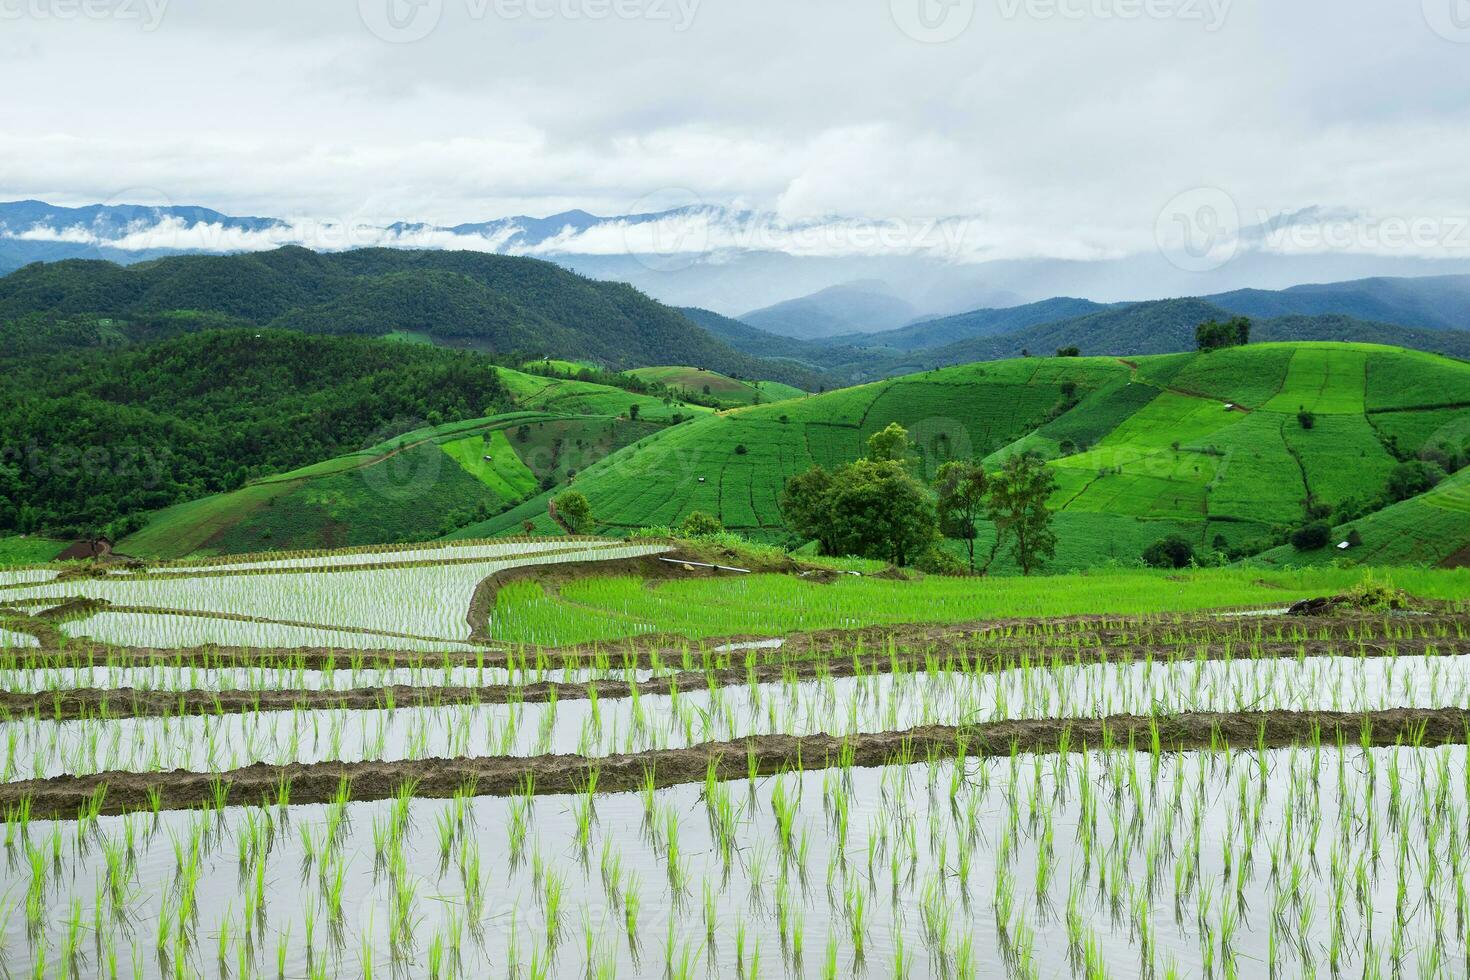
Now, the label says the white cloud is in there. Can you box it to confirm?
[1,0,1468,269]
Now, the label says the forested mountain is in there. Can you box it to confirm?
[0,247,827,389]
[1206,275,1470,331]
[841,301,1470,377]
[0,331,509,536]
[821,297,1109,351]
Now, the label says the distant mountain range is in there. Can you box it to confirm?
[13,198,1470,321]
[739,282,921,340]
[0,247,828,390]
[692,287,1470,382]
[4,201,1469,385]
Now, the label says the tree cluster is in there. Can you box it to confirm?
[0,330,509,537]
[1195,316,1252,351]
[779,424,1058,574]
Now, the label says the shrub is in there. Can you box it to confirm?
[917,547,967,575]
[553,490,594,534]
[734,444,748,455]
[1142,535,1195,569]
[1297,410,1316,429]
[678,511,725,537]
[1385,460,1445,502]
[1290,520,1332,551]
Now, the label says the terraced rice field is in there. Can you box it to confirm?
[2,539,1469,977]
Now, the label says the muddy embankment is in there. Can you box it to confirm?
[6,707,1468,820]
[8,631,1470,722]
[6,605,1466,675]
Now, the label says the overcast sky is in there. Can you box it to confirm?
[3,0,1470,266]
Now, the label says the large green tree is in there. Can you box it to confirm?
[987,453,1058,575]
[553,490,594,534]
[824,459,937,566]
[934,460,988,572]
[779,424,937,566]
[867,422,915,465]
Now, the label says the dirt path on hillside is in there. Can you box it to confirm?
[7,707,1466,819]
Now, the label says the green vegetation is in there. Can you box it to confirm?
[1195,315,1252,350]
[0,330,507,537]
[777,425,938,567]
[0,535,68,566]
[0,247,828,388]
[498,366,710,423]
[553,491,594,534]
[625,366,806,408]
[487,563,1469,645]
[1141,534,1195,569]
[1255,467,1470,568]
[462,342,1469,572]
[117,411,655,558]
[440,430,539,499]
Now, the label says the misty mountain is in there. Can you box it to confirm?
[856,300,1470,377]
[822,297,1111,351]
[1206,275,1470,331]
[740,282,922,339]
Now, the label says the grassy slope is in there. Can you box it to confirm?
[462,343,1470,570]
[0,536,69,567]
[497,367,714,423]
[1254,467,1470,568]
[119,411,657,558]
[625,366,807,407]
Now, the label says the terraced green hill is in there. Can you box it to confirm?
[121,410,665,559]
[1254,467,1470,569]
[624,366,806,408]
[497,366,714,422]
[462,343,1470,570]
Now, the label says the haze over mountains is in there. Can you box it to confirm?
[9,200,1470,321]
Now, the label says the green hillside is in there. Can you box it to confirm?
[0,329,509,537]
[459,343,1470,571]
[625,366,806,407]
[1254,467,1470,569]
[120,410,664,558]
[497,366,715,422]
[842,301,1470,380]
[0,247,828,389]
